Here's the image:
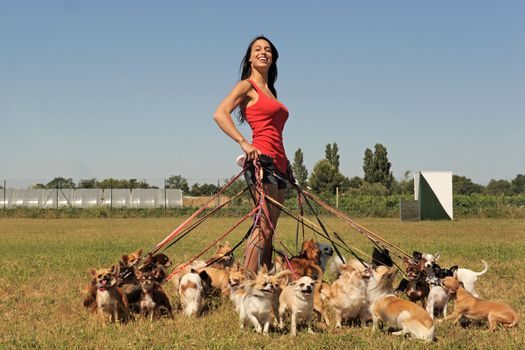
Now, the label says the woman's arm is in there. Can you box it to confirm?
[213,81,261,161]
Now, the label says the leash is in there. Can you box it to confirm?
[162,187,248,252]
[301,190,411,259]
[263,193,372,264]
[149,168,247,257]
[164,203,261,282]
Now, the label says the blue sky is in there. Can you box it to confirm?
[1,1,523,188]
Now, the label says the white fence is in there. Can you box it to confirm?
[0,188,183,208]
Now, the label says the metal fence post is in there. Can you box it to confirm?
[56,182,59,218]
[110,179,113,211]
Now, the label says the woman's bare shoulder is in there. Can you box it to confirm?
[233,79,253,94]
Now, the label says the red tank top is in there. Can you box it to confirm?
[245,79,289,174]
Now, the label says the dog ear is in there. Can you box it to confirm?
[434,252,440,261]
[135,269,142,279]
[199,270,211,281]
[111,264,120,276]
[135,249,143,257]
[121,255,129,263]
[90,268,97,277]
[245,271,256,280]
[412,251,422,261]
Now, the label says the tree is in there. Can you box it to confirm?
[347,182,389,196]
[395,170,414,195]
[308,159,346,195]
[363,148,374,184]
[166,175,189,193]
[348,176,363,189]
[46,177,76,189]
[511,174,525,194]
[325,143,340,171]
[222,176,247,201]
[78,178,97,188]
[188,183,219,196]
[485,179,512,196]
[97,178,126,189]
[452,175,483,195]
[362,144,394,192]
[292,148,308,187]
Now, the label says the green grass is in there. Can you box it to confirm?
[1,218,524,349]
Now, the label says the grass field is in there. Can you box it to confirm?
[1,217,524,349]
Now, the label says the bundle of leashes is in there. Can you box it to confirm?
[141,155,411,283]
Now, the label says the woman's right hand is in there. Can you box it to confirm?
[240,140,261,162]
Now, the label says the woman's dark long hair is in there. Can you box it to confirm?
[237,35,279,123]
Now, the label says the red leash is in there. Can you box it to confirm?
[150,168,246,256]
[164,203,261,282]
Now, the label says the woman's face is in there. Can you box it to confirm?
[249,39,273,71]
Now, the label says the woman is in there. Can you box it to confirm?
[214,36,290,273]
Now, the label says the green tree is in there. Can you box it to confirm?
[222,176,247,202]
[46,177,76,189]
[453,175,483,195]
[325,143,340,171]
[308,159,346,195]
[200,183,219,195]
[511,174,525,194]
[292,148,308,187]
[97,178,126,189]
[78,178,97,188]
[348,176,363,189]
[362,144,394,192]
[485,179,512,196]
[128,179,153,189]
[347,182,389,196]
[189,183,219,196]
[166,175,190,193]
[363,148,374,183]
[395,170,414,195]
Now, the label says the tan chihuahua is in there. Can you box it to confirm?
[278,276,316,336]
[367,266,435,342]
[90,265,130,323]
[440,276,519,331]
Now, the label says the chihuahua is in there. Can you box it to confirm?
[368,265,435,342]
[330,263,369,328]
[236,266,276,334]
[288,239,323,281]
[278,276,316,336]
[420,252,489,298]
[135,268,173,320]
[179,269,212,317]
[440,276,518,331]
[90,265,130,323]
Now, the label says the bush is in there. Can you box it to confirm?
[2,194,525,219]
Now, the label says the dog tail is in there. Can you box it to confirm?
[474,260,489,276]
